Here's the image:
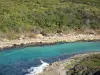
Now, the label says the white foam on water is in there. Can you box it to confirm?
[25,60,49,75]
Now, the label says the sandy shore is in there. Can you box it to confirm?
[0,33,100,50]
[40,52,100,75]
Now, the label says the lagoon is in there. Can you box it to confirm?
[0,41,100,75]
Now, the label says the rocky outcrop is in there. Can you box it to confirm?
[66,53,100,75]
[0,34,100,50]
[40,52,100,75]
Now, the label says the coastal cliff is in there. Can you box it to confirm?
[40,52,100,75]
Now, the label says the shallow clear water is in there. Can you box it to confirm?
[0,42,100,75]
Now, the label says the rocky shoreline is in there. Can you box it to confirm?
[40,52,100,75]
[0,33,100,50]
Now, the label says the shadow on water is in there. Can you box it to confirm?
[0,53,74,75]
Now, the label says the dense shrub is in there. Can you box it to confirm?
[0,0,100,34]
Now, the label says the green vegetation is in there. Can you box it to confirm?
[67,54,100,75]
[0,0,100,34]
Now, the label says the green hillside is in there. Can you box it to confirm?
[0,0,100,34]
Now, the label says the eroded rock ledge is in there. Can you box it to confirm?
[40,52,100,75]
[0,33,100,50]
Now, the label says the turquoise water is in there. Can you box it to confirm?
[0,41,100,75]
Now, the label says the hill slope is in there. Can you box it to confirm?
[0,0,100,34]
